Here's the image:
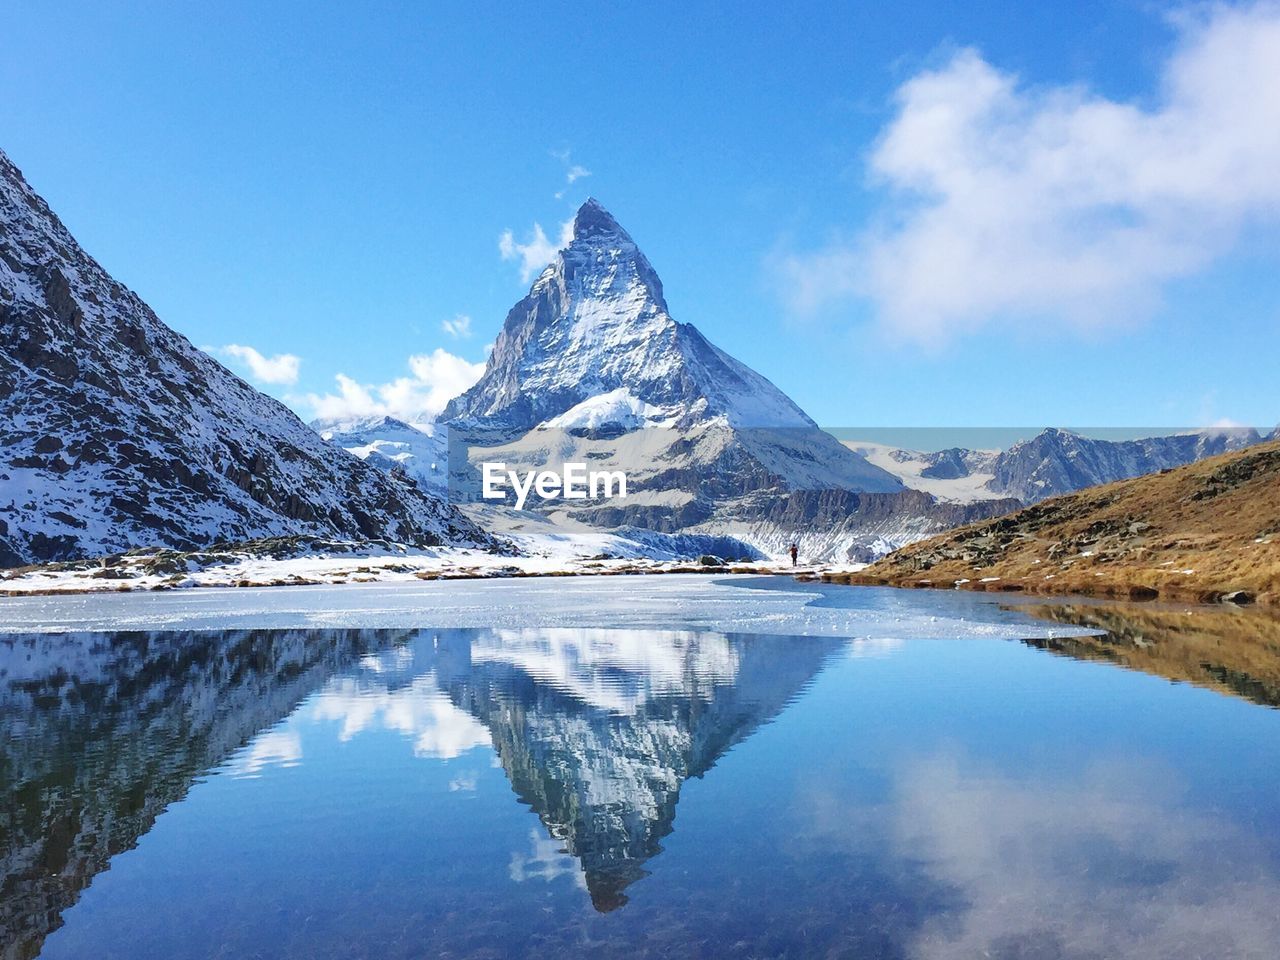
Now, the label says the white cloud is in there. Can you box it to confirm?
[499,219,575,282]
[509,828,588,890]
[310,674,492,760]
[550,148,593,199]
[227,729,303,779]
[801,751,1280,958]
[891,754,1280,959]
[300,348,485,426]
[441,313,472,339]
[448,773,478,792]
[779,3,1280,342]
[219,343,301,386]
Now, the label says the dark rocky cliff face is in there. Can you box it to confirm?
[0,149,491,564]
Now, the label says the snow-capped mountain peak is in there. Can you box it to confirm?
[443,198,829,437]
[427,197,915,556]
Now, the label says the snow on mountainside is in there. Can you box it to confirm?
[312,415,449,495]
[846,427,1276,505]
[844,442,1004,503]
[0,148,491,566]
[989,427,1270,502]
[541,388,666,435]
[443,199,835,438]
[437,199,901,521]
[328,198,1014,561]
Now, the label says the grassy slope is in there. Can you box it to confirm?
[834,439,1280,605]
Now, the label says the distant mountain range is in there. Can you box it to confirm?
[847,426,1278,505]
[0,149,490,566]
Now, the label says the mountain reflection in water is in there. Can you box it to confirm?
[0,626,838,956]
[6,604,1280,960]
[1018,601,1280,708]
[0,628,410,960]
[415,628,837,911]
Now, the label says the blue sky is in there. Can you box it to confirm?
[3,1,1278,432]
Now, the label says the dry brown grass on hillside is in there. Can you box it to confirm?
[832,439,1280,605]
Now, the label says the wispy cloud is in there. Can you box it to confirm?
[218,344,301,386]
[777,3,1280,343]
[299,348,485,426]
[551,148,593,199]
[499,219,575,282]
[441,314,472,339]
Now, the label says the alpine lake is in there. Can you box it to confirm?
[3,575,1279,960]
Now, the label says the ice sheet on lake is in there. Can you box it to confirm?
[0,574,1095,641]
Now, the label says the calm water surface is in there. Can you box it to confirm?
[3,586,1280,959]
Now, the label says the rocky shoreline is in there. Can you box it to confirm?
[0,536,833,595]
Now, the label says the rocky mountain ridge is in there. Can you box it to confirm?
[0,148,491,566]
[848,426,1276,505]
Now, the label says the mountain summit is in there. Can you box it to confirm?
[298,197,1007,560]
[443,200,899,504]
[419,199,993,559]
[570,196,628,240]
[443,198,832,438]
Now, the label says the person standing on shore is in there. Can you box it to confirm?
[789,543,798,567]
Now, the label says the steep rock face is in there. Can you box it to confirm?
[0,149,490,564]
[441,199,900,496]
[446,200,809,433]
[920,446,999,481]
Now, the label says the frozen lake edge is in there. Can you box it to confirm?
[0,573,1098,642]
